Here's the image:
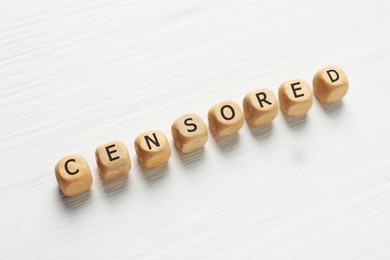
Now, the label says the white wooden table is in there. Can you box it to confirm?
[1,0,390,259]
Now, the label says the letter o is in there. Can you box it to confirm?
[220,105,235,120]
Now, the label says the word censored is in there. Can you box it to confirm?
[55,66,349,196]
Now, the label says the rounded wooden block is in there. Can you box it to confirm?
[243,88,278,126]
[134,130,171,168]
[171,113,208,153]
[55,155,93,196]
[208,100,244,138]
[313,66,349,104]
[278,79,313,116]
[95,140,131,181]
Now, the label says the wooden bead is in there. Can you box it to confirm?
[208,100,244,137]
[55,155,93,196]
[278,79,313,116]
[134,130,171,168]
[243,88,278,126]
[313,66,349,104]
[95,141,131,181]
[171,113,208,153]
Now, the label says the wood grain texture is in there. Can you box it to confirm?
[1,0,390,259]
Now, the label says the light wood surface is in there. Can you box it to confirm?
[1,0,390,259]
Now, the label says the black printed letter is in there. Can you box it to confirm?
[64,159,79,175]
[105,144,120,161]
[220,105,235,120]
[255,92,272,108]
[184,118,197,132]
[145,133,160,150]
[291,82,304,98]
[326,69,339,83]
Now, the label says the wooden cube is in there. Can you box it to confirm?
[171,113,208,153]
[95,140,131,181]
[55,155,93,196]
[313,66,349,104]
[243,88,278,126]
[208,100,244,137]
[134,130,171,168]
[278,79,313,116]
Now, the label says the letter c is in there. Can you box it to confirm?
[64,159,79,175]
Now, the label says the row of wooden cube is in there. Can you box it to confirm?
[55,65,349,196]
